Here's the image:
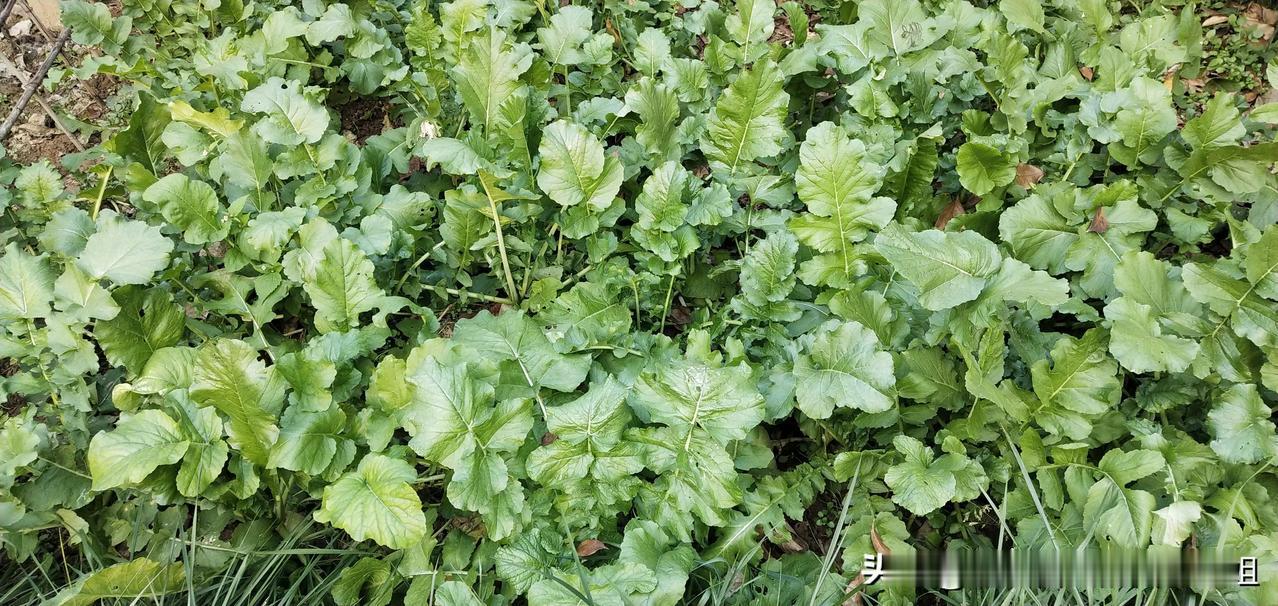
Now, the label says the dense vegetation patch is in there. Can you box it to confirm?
[2,0,1278,604]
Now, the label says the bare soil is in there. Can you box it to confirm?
[0,3,121,168]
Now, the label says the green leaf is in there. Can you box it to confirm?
[1105,298,1199,374]
[0,243,54,320]
[76,212,174,285]
[1208,384,1277,464]
[142,174,228,245]
[1182,93,1244,149]
[1152,501,1201,546]
[240,77,330,145]
[625,78,681,161]
[452,310,590,393]
[51,558,184,606]
[454,28,531,135]
[1098,448,1165,486]
[884,436,957,516]
[1104,251,1202,373]
[190,339,285,467]
[1030,330,1119,415]
[734,230,801,320]
[793,320,895,418]
[303,238,386,333]
[537,120,623,210]
[94,287,186,375]
[60,0,128,48]
[629,359,763,445]
[88,410,188,491]
[540,281,632,349]
[316,453,428,549]
[1001,0,1046,33]
[874,223,1001,310]
[955,142,1016,196]
[1083,481,1155,547]
[175,403,228,498]
[268,406,349,475]
[724,0,774,60]
[1184,261,1278,349]
[526,376,640,484]
[702,59,789,173]
[536,5,593,65]
[401,355,533,538]
[418,137,484,175]
[789,122,895,275]
[1111,77,1177,165]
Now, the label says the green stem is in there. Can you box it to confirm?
[658,273,675,332]
[420,283,512,305]
[479,176,521,305]
[90,166,111,220]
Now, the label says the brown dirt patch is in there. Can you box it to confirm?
[336,96,393,144]
[0,7,121,167]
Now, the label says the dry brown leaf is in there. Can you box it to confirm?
[870,525,892,556]
[1202,14,1229,27]
[1015,163,1045,188]
[1245,3,1278,27]
[935,199,966,229]
[842,575,865,606]
[576,539,607,557]
[778,538,806,553]
[1088,207,1109,234]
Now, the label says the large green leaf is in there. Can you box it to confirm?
[94,287,186,375]
[76,212,174,285]
[142,174,228,245]
[0,243,54,320]
[1208,384,1278,464]
[88,410,188,491]
[702,59,789,173]
[793,320,895,418]
[316,453,427,549]
[189,339,285,466]
[789,122,895,276]
[956,142,1016,195]
[52,558,184,606]
[240,77,329,145]
[452,310,590,393]
[303,238,385,333]
[536,120,623,210]
[874,223,1001,310]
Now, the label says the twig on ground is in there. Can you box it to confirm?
[0,53,85,151]
[0,0,18,35]
[0,26,70,144]
[18,0,53,41]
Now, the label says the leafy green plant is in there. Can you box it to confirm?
[2,0,1278,604]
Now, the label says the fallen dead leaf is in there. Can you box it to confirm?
[1202,14,1229,28]
[935,199,966,229]
[576,539,607,557]
[1243,3,1276,41]
[1015,163,1045,188]
[1088,207,1109,234]
[778,538,806,553]
[870,525,892,556]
